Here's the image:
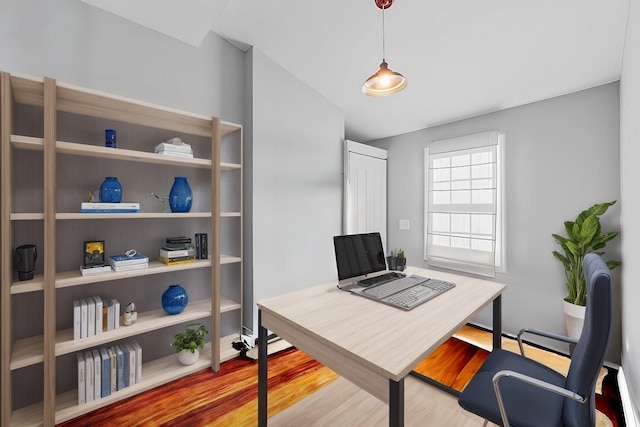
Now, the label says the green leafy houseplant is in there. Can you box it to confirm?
[552,201,621,306]
[170,323,209,353]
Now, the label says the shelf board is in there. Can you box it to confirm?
[56,212,213,220]
[10,213,44,220]
[9,257,241,294]
[10,298,239,370]
[10,135,241,170]
[11,335,241,426]
[221,212,242,217]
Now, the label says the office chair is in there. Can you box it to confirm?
[458,253,612,427]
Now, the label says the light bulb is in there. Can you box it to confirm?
[380,75,391,87]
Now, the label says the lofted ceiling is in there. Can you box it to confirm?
[81,0,630,142]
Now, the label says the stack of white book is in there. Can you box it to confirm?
[77,340,142,404]
[155,137,193,158]
[73,296,121,340]
[108,253,149,272]
[80,202,140,213]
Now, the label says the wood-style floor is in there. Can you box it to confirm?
[57,325,621,426]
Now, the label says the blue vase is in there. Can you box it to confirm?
[100,177,122,203]
[162,284,188,315]
[169,177,193,213]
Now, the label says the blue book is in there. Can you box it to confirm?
[100,347,111,398]
[109,253,149,267]
[121,343,130,388]
[115,344,125,391]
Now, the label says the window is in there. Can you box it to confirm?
[424,131,505,277]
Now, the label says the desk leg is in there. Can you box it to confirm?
[389,378,404,427]
[258,310,268,427]
[493,295,502,350]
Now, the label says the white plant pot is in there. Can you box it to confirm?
[178,349,200,366]
[563,300,586,340]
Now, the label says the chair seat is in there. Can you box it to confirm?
[458,348,567,427]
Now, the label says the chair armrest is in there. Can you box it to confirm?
[516,328,578,357]
[492,369,586,427]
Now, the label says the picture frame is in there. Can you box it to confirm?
[84,240,106,267]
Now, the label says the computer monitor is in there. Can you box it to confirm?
[333,232,387,281]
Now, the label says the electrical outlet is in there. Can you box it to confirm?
[399,219,410,230]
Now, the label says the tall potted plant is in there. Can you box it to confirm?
[552,200,620,338]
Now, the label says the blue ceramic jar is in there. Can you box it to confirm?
[99,177,122,203]
[169,177,193,213]
[162,284,188,315]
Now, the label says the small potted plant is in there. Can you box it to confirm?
[395,249,406,271]
[170,323,208,365]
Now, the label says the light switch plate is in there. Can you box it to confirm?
[399,219,410,230]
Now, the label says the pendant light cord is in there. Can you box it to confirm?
[382,4,386,61]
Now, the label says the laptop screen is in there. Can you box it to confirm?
[333,232,387,281]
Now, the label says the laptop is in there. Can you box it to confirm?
[333,232,455,310]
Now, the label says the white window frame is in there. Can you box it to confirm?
[424,131,506,277]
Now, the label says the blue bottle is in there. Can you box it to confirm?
[169,177,193,213]
[99,177,122,203]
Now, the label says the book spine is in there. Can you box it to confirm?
[77,353,86,405]
[92,349,101,400]
[114,299,120,329]
[87,297,96,338]
[109,257,149,267]
[159,248,195,258]
[100,347,111,398]
[125,342,136,386]
[81,209,140,213]
[94,296,103,335]
[108,347,117,393]
[131,341,143,383]
[81,202,140,209]
[158,257,196,266]
[73,300,81,340]
[122,344,130,388]
[115,345,125,391]
[112,263,149,272]
[108,300,115,331]
[196,233,208,259]
[80,299,88,339]
[84,351,94,402]
[155,150,194,158]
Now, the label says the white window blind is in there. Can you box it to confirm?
[424,131,505,277]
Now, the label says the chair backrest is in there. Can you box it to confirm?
[562,253,613,427]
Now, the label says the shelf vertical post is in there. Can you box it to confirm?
[211,117,221,371]
[0,72,14,427]
[43,77,57,426]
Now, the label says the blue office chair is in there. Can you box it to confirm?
[458,253,612,427]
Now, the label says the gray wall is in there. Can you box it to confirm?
[620,0,640,419]
[369,83,622,363]
[245,47,344,333]
[0,0,244,125]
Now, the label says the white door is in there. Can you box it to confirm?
[344,140,388,251]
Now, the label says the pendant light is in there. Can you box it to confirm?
[362,0,407,96]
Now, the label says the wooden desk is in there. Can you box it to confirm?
[257,267,506,427]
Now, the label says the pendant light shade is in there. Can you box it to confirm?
[362,60,407,96]
[362,0,407,96]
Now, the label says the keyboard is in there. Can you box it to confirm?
[363,275,455,310]
[358,271,405,287]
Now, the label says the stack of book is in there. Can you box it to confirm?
[159,236,196,266]
[81,202,140,213]
[108,253,149,272]
[73,296,120,340]
[155,137,193,158]
[76,340,142,404]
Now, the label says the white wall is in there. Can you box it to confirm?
[369,83,622,362]
[246,48,344,333]
[0,0,244,125]
[620,0,640,419]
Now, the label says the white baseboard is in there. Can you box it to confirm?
[618,366,639,427]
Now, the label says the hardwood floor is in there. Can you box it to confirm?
[57,325,620,426]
